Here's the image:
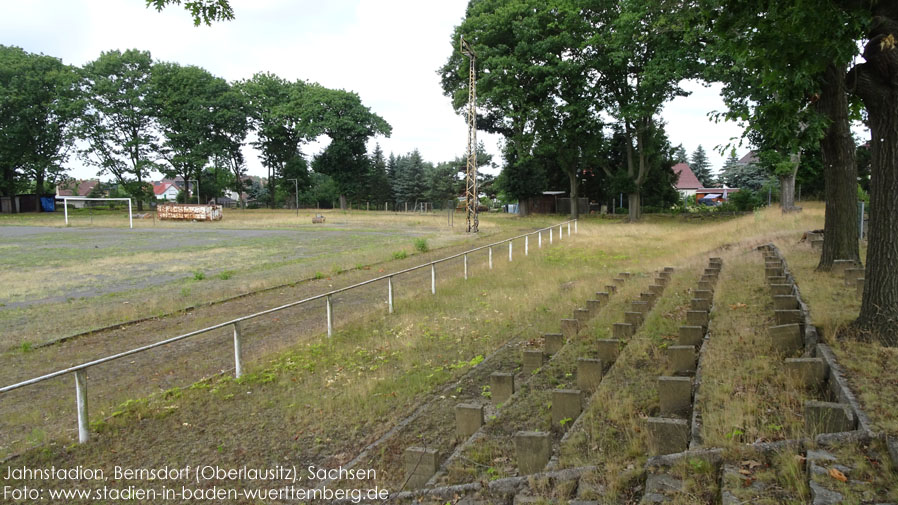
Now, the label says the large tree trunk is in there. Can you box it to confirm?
[627,191,641,222]
[568,170,579,220]
[778,153,799,211]
[339,194,347,210]
[136,172,144,212]
[848,9,898,345]
[3,168,17,213]
[816,63,860,270]
[518,198,530,217]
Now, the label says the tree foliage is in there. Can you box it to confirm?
[145,0,234,26]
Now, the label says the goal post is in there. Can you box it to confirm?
[57,197,133,229]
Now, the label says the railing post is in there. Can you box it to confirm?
[74,369,89,444]
[233,322,243,378]
[431,264,436,294]
[489,247,493,269]
[326,295,333,337]
[538,231,542,248]
[388,276,394,314]
[464,253,468,280]
[525,235,529,256]
[550,228,553,244]
[559,225,563,240]
[567,222,571,236]
[574,220,578,234]
[508,241,513,262]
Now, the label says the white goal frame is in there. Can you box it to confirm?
[57,197,133,229]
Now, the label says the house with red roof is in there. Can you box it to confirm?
[673,163,702,198]
[153,181,179,201]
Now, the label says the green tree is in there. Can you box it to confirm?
[80,49,159,211]
[242,73,315,209]
[392,150,428,207]
[310,86,391,209]
[587,0,699,221]
[700,0,862,271]
[145,0,234,26]
[366,143,392,205]
[690,145,713,187]
[718,153,768,191]
[150,62,231,202]
[0,45,82,210]
[673,144,688,164]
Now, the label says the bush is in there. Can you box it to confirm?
[392,250,408,260]
[414,238,429,253]
[728,190,764,211]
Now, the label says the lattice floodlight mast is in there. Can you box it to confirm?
[461,36,478,233]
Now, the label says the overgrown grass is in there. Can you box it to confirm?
[776,239,898,436]
[698,249,811,447]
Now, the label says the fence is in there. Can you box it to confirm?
[0,220,578,445]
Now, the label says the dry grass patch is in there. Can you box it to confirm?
[699,248,811,447]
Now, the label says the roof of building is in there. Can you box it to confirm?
[738,151,759,165]
[153,182,176,196]
[57,180,99,197]
[673,163,702,190]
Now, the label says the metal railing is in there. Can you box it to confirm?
[0,219,578,444]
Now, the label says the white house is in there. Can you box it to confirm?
[153,181,179,201]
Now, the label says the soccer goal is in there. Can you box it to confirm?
[57,197,133,229]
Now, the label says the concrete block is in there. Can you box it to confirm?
[625,311,643,328]
[646,417,689,455]
[455,403,483,439]
[678,326,704,346]
[704,268,720,277]
[701,274,717,285]
[844,267,864,286]
[811,238,823,250]
[696,281,713,292]
[640,292,657,306]
[666,345,696,374]
[805,401,856,434]
[613,322,634,339]
[659,376,693,417]
[587,299,602,314]
[649,284,664,295]
[577,358,603,391]
[404,447,439,489]
[768,324,803,353]
[552,389,582,428]
[831,259,854,275]
[561,319,580,339]
[775,309,803,326]
[655,276,669,287]
[522,349,545,375]
[664,266,676,272]
[765,260,783,269]
[770,283,794,296]
[613,277,625,285]
[514,431,551,474]
[690,298,711,311]
[784,358,827,389]
[693,289,713,300]
[574,308,591,323]
[595,291,610,303]
[631,300,651,314]
[773,295,799,310]
[490,373,514,406]
[686,310,709,328]
[605,284,617,294]
[766,267,784,278]
[658,270,671,280]
[596,339,622,364]
[767,275,787,285]
[856,277,864,296]
[619,271,632,279]
[708,258,722,266]
[544,333,564,356]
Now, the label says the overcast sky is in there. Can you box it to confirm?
[3,0,749,182]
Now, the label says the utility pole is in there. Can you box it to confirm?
[461,36,479,233]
